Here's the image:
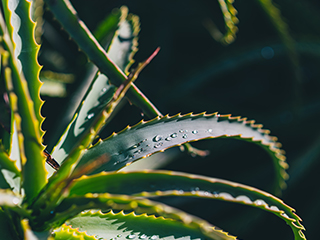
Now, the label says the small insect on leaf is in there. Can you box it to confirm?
[43,149,60,170]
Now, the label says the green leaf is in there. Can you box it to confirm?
[43,0,162,118]
[68,170,305,240]
[204,0,238,44]
[0,10,46,203]
[54,224,96,240]
[66,210,227,240]
[0,145,20,192]
[78,113,288,193]
[40,194,236,239]
[50,7,139,172]
[93,6,124,46]
[2,0,45,137]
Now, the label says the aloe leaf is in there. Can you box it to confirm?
[78,113,288,192]
[68,170,305,240]
[66,210,227,240]
[38,194,236,239]
[0,145,20,192]
[0,11,46,203]
[2,0,45,137]
[50,8,139,170]
[54,224,97,240]
[43,0,162,118]
[31,53,158,213]
[93,6,124,46]
[204,0,238,44]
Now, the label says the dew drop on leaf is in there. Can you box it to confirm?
[154,142,163,148]
[151,235,158,240]
[254,199,267,206]
[182,134,188,139]
[165,137,172,141]
[128,234,136,239]
[140,235,147,239]
[171,133,177,138]
[192,130,198,134]
[153,135,162,142]
[207,129,213,133]
[87,113,94,119]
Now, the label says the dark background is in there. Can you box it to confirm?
[40,0,320,239]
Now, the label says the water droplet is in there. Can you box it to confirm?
[128,234,136,239]
[182,134,188,139]
[140,235,147,239]
[192,130,198,134]
[254,199,266,206]
[165,137,172,141]
[171,133,177,138]
[151,235,158,240]
[179,129,184,133]
[117,235,122,238]
[87,113,94,119]
[207,129,213,133]
[195,187,200,191]
[153,135,162,142]
[269,206,280,211]
[100,88,107,96]
[50,211,54,214]
[154,142,163,148]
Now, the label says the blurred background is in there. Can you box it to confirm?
[40,0,320,239]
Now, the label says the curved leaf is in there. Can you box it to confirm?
[50,7,139,169]
[78,112,288,192]
[2,0,45,137]
[204,0,238,44]
[0,11,46,203]
[66,210,227,240]
[38,194,236,239]
[69,170,305,240]
[54,224,96,240]
[43,0,162,118]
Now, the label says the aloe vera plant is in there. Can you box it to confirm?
[0,0,306,239]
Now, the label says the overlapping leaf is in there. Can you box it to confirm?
[50,7,139,175]
[63,210,229,240]
[37,193,236,239]
[78,112,288,193]
[68,170,305,240]
[0,8,46,202]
